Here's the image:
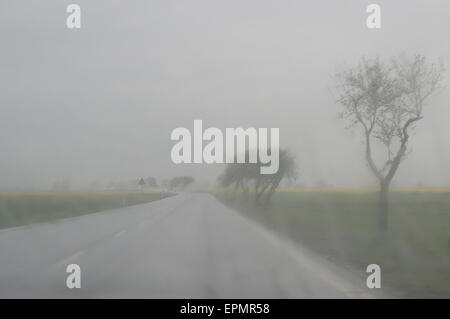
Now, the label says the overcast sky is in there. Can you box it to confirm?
[1,0,449,189]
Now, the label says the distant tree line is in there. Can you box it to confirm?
[133,175,196,191]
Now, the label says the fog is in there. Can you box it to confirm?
[1,0,449,189]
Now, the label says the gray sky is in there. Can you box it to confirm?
[1,0,449,189]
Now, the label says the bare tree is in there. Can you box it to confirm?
[336,54,444,236]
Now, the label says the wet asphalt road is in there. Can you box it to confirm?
[0,193,376,298]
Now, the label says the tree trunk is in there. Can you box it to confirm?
[378,182,389,236]
[263,177,282,208]
[255,184,267,206]
[255,180,271,206]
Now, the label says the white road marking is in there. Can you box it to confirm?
[54,251,85,268]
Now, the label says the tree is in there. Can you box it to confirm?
[169,176,195,190]
[218,149,298,207]
[145,176,158,188]
[254,150,298,207]
[336,54,444,235]
[217,153,259,198]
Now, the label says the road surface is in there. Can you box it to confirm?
[0,193,378,298]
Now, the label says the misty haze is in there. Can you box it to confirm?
[1,0,450,299]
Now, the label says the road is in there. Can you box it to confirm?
[0,193,377,298]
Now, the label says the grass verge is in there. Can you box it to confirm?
[0,191,173,230]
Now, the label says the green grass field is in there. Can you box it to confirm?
[215,191,450,298]
[0,191,173,230]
